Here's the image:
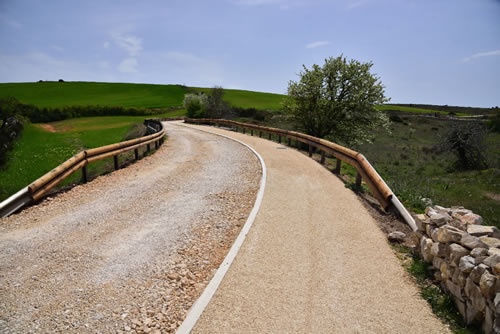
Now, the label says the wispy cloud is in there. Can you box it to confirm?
[111,32,142,73]
[112,33,142,56]
[306,40,329,49]
[118,58,138,73]
[462,50,500,62]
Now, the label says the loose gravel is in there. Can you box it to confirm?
[0,122,261,333]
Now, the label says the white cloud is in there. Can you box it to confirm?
[103,41,110,49]
[118,58,138,73]
[306,40,329,49]
[111,33,143,56]
[462,50,500,63]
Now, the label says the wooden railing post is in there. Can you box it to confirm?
[259,131,262,138]
[268,133,272,140]
[114,155,119,170]
[308,145,313,157]
[334,159,341,174]
[355,172,362,189]
[278,135,281,144]
[251,129,253,136]
[155,141,159,150]
[82,165,88,183]
[288,138,291,146]
[243,128,246,134]
[147,144,151,153]
[320,151,326,164]
[134,148,139,160]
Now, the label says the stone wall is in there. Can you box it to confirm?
[416,205,500,333]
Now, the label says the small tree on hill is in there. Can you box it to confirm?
[203,86,230,119]
[283,55,390,145]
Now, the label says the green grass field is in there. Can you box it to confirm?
[189,87,285,110]
[0,82,187,108]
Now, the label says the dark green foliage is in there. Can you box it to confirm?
[390,114,403,123]
[231,107,270,121]
[0,97,24,165]
[186,99,203,118]
[440,122,488,171]
[0,98,166,124]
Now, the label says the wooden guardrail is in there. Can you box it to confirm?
[0,119,166,218]
[185,118,417,230]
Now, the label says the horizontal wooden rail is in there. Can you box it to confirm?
[185,118,417,230]
[0,119,166,218]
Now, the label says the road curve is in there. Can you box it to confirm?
[0,122,261,333]
[180,123,451,334]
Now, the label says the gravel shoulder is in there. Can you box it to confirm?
[181,123,451,334]
[0,122,261,333]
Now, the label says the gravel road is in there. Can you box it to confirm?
[182,124,451,334]
[0,122,261,333]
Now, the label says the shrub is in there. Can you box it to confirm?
[183,93,206,118]
[439,121,488,170]
[390,114,403,123]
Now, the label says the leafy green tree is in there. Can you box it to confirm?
[283,55,390,145]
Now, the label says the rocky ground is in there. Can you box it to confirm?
[0,122,261,333]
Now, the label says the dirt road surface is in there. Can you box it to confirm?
[181,123,450,334]
[0,122,261,333]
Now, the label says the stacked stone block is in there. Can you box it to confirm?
[416,205,500,333]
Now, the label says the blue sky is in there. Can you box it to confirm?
[0,0,499,107]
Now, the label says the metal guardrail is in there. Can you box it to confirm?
[0,119,166,218]
[185,118,417,231]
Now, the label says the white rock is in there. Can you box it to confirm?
[388,231,406,242]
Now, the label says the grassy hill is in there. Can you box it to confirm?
[0,82,285,111]
[0,82,187,108]
[1,81,484,116]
